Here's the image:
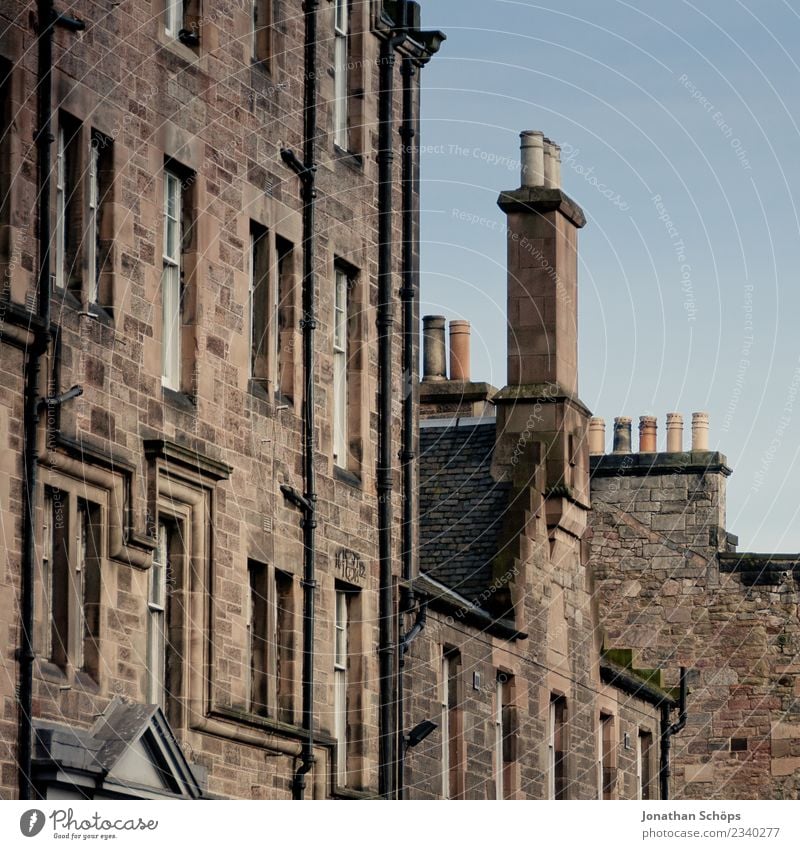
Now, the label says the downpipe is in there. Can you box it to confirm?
[660,666,688,801]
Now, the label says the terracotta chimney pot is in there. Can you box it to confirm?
[639,416,657,453]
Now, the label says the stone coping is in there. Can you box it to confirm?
[590,451,732,478]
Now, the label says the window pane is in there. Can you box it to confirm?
[55,128,66,289]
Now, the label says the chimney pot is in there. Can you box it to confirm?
[692,412,709,451]
[543,140,556,188]
[666,413,684,453]
[639,416,658,453]
[613,416,632,454]
[448,320,471,382]
[422,315,447,381]
[520,130,545,188]
[588,417,606,455]
[552,144,562,189]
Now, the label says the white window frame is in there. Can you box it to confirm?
[334,589,348,784]
[441,654,450,799]
[598,715,605,800]
[87,138,99,303]
[547,700,556,800]
[161,171,182,390]
[147,523,168,707]
[333,0,349,148]
[248,230,256,379]
[636,732,643,800]
[74,502,90,671]
[41,490,54,659]
[495,676,504,800]
[55,125,66,290]
[165,0,183,37]
[251,0,258,57]
[333,267,348,466]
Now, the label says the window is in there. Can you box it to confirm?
[165,0,200,45]
[599,713,615,800]
[161,170,182,389]
[249,222,270,386]
[54,115,83,294]
[147,517,186,720]
[77,500,102,679]
[39,487,100,678]
[638,730,654,800]
[548,695,568,800]
[86,132,114,307]
[333,265,349,465]
[0,58,13,259]
[252,0,273,65]
[165,0,182,36]
[86,138,99,302]
[247,561,294,720]
[441,650,462,799]
[333,0,349,148]
[54,124,70,290]
[147,522,169,706]
[334,589,349,784]
[495,676,504,799]
[275,236,295,401]
[495,673,516,799]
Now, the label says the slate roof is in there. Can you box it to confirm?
[418,417,509,604]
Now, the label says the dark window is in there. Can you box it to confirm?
[249,222,270,386]
[639,730,654,800]
[550,695,568,799]
[275,236,295,402]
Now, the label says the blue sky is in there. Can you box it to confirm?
[418,0,800,552]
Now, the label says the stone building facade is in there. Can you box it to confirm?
[1,0,790,805]
[0,0,445,800]
[589,429,800,799]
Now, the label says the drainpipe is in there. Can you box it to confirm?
[281,0,318,802]
[660,666,688,800]
[377,28,401,802]
[396,53,417,799]
[19,0,84,801]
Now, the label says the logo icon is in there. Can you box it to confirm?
[20,810,46,838]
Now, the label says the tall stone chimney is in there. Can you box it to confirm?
[493,130,592,521]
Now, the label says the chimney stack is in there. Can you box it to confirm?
[666,413,683,452]
[588,417,606,455]
[499,131,585,395]
[639,416,657,453]
[613,417,632,454]
[422,315,447,381]
[692,412,709,451]
[448,320,471,382]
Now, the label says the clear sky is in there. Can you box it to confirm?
[418,0,800,552]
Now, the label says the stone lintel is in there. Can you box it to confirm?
[143,438,233,481]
